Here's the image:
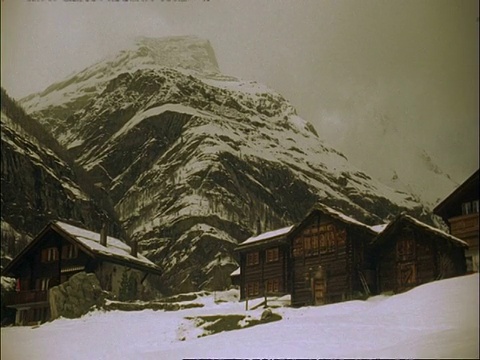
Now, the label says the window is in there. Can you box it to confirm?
[41,247,58,263]
[396,235,415,260]
[462,202,472,215]
[319,224,336,254]
[62,244,78,259]
[246,252,259,266]
[304,235,312,256]
[246,282,259,297]
[35,278,50,291]
[265,279,280,293]
[266,248,279,263]
[472,200,479,214]
[293,237,303,258]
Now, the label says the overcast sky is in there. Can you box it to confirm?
[1,0,478,182]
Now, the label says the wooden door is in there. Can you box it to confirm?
[396,262,416,292]
[312,272,328,306]
[313,278,326,305]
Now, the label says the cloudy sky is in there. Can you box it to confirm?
[1,0,478,185]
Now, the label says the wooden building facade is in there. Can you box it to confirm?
[434,169,479,272]
[235,203,469,308]
[372,214,468,294]
[288,205,377,307]
[236,225,293,300]
[2,221,162,326]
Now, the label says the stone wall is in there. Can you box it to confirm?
[49,272,108,320]
[95,263,157,301]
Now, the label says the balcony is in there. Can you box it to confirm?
[449,213,479,243]
[3,290,48,307]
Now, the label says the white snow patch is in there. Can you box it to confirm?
[111,104,220,141]
[371,223,389,233]
[54,221,159,271]
[240,225,294,246]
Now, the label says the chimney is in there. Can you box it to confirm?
[100,224,107,247]
[256,218,262,235]
[131,240,138,257]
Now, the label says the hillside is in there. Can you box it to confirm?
[0,88,124,268]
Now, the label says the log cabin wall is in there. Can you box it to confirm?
[239,243,288,300]
[375,223,467,294]
[290,213,374,307]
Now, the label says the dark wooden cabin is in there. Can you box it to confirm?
[235,225,293,300]
[434,169,479,272]
[289,204,378,307]
[372,214,468,294]
[2,221,162,326]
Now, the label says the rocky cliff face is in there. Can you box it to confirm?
[18,36,431,294]
[21,36,221,140]
[0,89,123,267]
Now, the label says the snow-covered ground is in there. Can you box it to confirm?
[2,274,478,359]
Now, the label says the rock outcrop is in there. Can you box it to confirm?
[49,272,109,320]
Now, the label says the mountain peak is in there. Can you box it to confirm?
[126,35,220,75]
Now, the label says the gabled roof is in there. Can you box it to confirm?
[236,225,293,251]
[235,204,379,252]
[289,203,378,238]
[3,221,162,276]
[434,169,479,218]
[371,213,468,248]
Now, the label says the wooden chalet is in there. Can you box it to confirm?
[235,225,293,300]
[2,221,162,325]
[372,214,468,294]
[289,204,378,307]
[434,169,479,272]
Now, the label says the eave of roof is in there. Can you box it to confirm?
[2,222,54,276]
[2,221,162,277]
[289,203,377,239]
[53,221,162,275]
[235,225,293,251]
[434,169,479,216]
[371,213,468,248]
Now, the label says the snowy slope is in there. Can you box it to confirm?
[0,92,123,257]
[17,36,431,293]
[334,111,460,206]
[1,274,478,359]
[20,36,222,139]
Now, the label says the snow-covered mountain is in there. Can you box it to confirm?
[18,36,430,293]
[319,110,459,206]
[21,36,220,139]
[0,88,123,268]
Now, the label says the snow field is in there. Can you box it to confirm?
[1,274,478,359]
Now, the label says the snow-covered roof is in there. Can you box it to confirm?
[237,225,294,249]
[301,204,376,235]
[54,221,161,274]
[370,223,389,234]
[230,267,240,277]
[373,214,468,247]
